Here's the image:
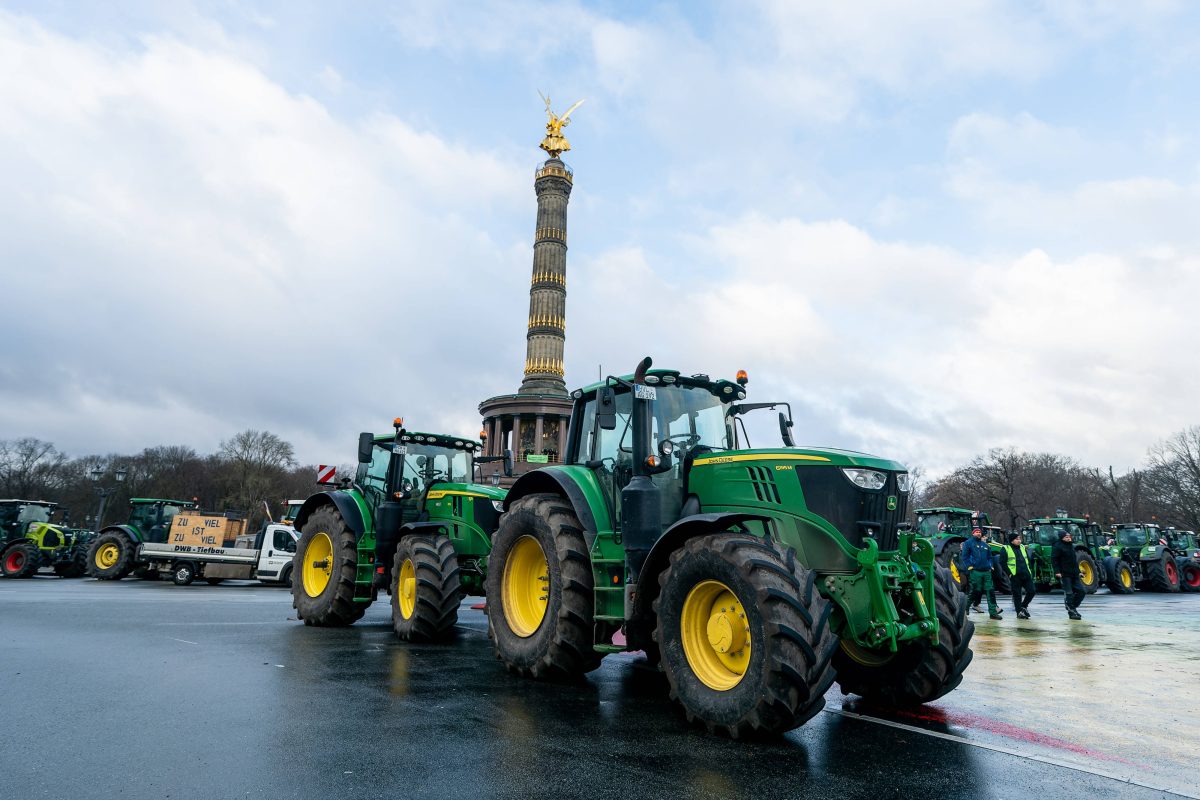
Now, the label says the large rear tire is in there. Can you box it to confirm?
[1177,558,1200,592]
[2,542,41,578]
[291,506,367,627]
[655,533,836,738]
[1105,557,1135,594]
[940,540,967,591]
[834,565,974,707]
[1145,553,1181,593]
[55,548,89,578]
[484,493,600,679]
[390,534,461,642]
[87,533,136,580]
[1077,551,1100,594]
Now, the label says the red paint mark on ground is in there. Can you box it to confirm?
[469,603,485,610]
[882,705,1139,766]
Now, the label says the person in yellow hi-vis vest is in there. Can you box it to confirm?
[1002,531,1036,619]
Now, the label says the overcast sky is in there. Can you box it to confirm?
[2,1,1198,475]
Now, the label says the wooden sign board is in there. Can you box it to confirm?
[170,515,244,548]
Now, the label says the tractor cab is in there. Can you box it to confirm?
[0,500,54,540]
[982,526,1007,546]
[1114,523,1157,554]
[914,507,986,539]
[125,499,198,544]
[281,499,305,526]
[1164,529,1200,559]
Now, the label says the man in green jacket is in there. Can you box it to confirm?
[1002,531,1036,619]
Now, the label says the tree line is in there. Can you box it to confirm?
[914,426,1200,532]
[0,430,328,531]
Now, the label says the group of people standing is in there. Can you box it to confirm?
[959,525,1086,620]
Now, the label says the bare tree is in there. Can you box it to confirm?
[0,437,67,498]
[217,430,298,528]
[1145,426,1200,529]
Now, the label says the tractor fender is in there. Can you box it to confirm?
[99,524,142,543]
[294,491,365,538]
[635,512,772,605]
[1139,548,1166,563]
[502,468,604,544]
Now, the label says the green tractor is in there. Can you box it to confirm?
[913,507,1007,591]
[85,498,199,580]
[1021,518,1104,594]
[484,359,972,737]
[1101,523,1184,593]
[1163,528,1200,592]
[291,421,511,641]
[0,500,92,578]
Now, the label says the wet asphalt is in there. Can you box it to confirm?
[0,578,1195,800]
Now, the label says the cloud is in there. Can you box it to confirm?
[0,10,530,461]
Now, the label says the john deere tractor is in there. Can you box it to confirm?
[1101,523,1186,593]
[0,500,92,578]
[291,421,511,641]
[914,507,1007,591]
[1163,528,1200,592]
[86,498,199,580]
[484,359,972,738]
[1022,517,1104,594]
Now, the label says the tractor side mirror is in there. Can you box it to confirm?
[357,432,374,464]
[597,386,617,431]
[503,449,514,477]
[778,412,795,447]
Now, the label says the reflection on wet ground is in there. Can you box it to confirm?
[0,579,1194,799]
[864,589,1200,794]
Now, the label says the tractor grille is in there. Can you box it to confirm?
[473,497,500,533]
[745,466,781,504]
[795,467,907,552]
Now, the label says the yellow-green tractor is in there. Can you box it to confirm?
[0,500,92,578]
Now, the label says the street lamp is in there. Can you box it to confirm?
[90,466,128,532]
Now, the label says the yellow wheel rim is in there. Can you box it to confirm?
[1121,567,1132,588]
[95,543,119,570]
[1079,560,1094,585]
[302,532,333,598]
[397,558,416,619]
[501,536,548,638]
[950,559,962,584]
[680,579,751,691]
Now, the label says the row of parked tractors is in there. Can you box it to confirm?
[915,507,1200,595]
[6,360,1194,738]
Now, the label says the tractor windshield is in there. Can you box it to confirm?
[399,444,473,490]
[650,383,732,454]
[915,512,973,538]
[16,504,52,526]
[1028,525,1062,546]
[1117,527,1148,548]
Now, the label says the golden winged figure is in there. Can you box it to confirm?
[538,91,584,158]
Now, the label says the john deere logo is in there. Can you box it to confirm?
[887,496,898,511]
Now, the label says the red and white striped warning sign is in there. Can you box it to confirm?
[316,465,336,484]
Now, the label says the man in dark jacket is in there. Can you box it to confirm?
[1003,531,1036,619]
[961,527,1003,619]
[1052,529,1085,619]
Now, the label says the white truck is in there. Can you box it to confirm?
[138,522,298,586]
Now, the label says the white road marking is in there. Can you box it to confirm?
[824,706,1198,800]
[168,637,198,645]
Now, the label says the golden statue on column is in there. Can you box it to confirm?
[538,91,584,157]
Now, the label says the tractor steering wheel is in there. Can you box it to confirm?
[664,433,702,451]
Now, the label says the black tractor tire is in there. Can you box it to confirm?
[172,562,196,586]
[279,565,293,589]
[87,533,137,580]
[55,548,89,578]
[939,540,968,591]
[1104,557,1135,594]
[205,578,224,586]
[484,493,600,679]
[834,565,974,707]
[1144,553,1181,593]
[390,534,461,642]
[654,532,836,738]
[1077,551,1100,595]
[292,506,367,627]
[1176,558,1200,593]
[2,542,41,578]
[134,567,161,581]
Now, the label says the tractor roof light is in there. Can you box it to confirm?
[736,370,748,385]
[644,375,660,384]
[393,417,404,428]
[479,429,488,439]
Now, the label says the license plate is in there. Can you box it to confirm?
[634,384,657,400]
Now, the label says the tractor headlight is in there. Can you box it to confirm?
[842,468,887,491]
[895,472,912,492]
[492,501,504,512]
